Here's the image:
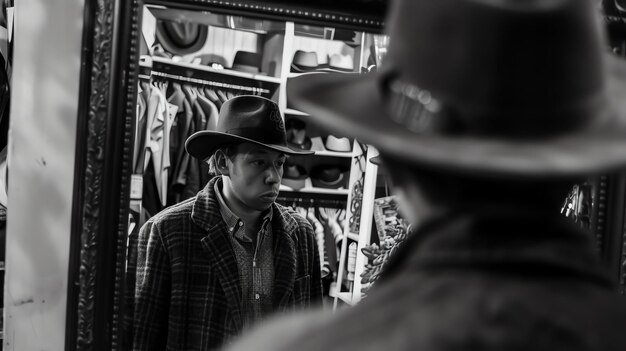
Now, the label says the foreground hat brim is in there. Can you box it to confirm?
[287,54,626,179]
[186,131,314,160]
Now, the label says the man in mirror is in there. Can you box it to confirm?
[132,95,322,350]
[224,0,626,350]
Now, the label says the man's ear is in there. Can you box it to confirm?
[214,150,231,176]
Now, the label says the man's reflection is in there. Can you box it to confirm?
[132,96,322,350]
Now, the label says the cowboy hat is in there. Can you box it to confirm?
[185,95,314,160]
[287,0,626,178]
[311,165,349,189]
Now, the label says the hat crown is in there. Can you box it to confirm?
[217,95,286,141]
[384,0,606,119]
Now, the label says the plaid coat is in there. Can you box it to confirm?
[133,177,323,351]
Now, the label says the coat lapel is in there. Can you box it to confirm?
[200,224,244,330]
[192,177,244,330]
[272,205,297,309]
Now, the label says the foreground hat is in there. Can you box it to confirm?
[288,0,626,178]
[186,96,314,160]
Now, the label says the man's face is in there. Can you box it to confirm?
[225,143,286,211]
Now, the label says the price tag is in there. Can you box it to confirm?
[130,174,143,200]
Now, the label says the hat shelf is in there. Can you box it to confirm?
[152,57,282,84]
[279,185,349,195]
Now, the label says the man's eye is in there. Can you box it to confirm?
[253,160,265,166]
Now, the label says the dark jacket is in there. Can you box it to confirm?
[227,209,626,351]
[133,177,323,351]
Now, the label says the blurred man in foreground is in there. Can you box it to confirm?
[226,0,626,349]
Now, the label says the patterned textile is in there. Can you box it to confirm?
[133,176,322,351]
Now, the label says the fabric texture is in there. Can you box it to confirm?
[133,176,323,351]
[226,209,626,351]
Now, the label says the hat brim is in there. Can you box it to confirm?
[311,173,345,188]
[186,131,314,160]
[287,54,626,179]
[291,62,321,73]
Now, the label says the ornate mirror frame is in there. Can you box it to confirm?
[65,0,626,350]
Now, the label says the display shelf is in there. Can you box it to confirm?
[293,25,361,47]
[314,150,353,158]
[151,56,283,84]
[336,291,355,306]
[279,185,349,195]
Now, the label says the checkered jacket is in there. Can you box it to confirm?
[133,177,323,351]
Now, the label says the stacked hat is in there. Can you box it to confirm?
[281,162,309,191]
[286,117,312,151]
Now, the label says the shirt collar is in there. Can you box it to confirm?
[214,177,274,241]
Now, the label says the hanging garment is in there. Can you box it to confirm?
[134,82,151,174]
[306,208,330,278]
[167,83,193,205]
[197,92,219,130]
[204,87,223,110]
[157,81,172,206]
[147,84,169,207]
[216,89,229,104]
[133,84,148,174]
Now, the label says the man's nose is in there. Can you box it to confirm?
[265,164,281,184]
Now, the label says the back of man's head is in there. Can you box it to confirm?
[381,154,581,213]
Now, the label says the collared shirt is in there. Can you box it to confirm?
[214,178,275,327]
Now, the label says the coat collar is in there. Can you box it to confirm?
[380,207,612,288]
[192,177,299,328]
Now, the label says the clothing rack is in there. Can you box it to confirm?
[150,57,280,98]
[276,194,347,209]
[150,71,270,95]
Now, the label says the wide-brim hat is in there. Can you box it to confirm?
[291,50,321,73]
[287,0,626,178]
[311,166,349,189]
[155,20,208,56]
[282,163,309,190]
[186,96,314,160]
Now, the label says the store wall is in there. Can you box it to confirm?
[4,0,84,350]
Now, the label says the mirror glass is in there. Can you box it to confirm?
[122,4,390,350]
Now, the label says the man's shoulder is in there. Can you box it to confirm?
[147,197,196,227]
[273,203,312,230]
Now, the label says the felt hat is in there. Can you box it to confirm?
[311,166,349,189]
[155,20,208,55]
[186,96,314,160]
[291,50,320,73]
[287,0,626,178]
[281,163,309,190]
[325,135,352,153]
[232,51,262,74]
[286,117,312,151]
